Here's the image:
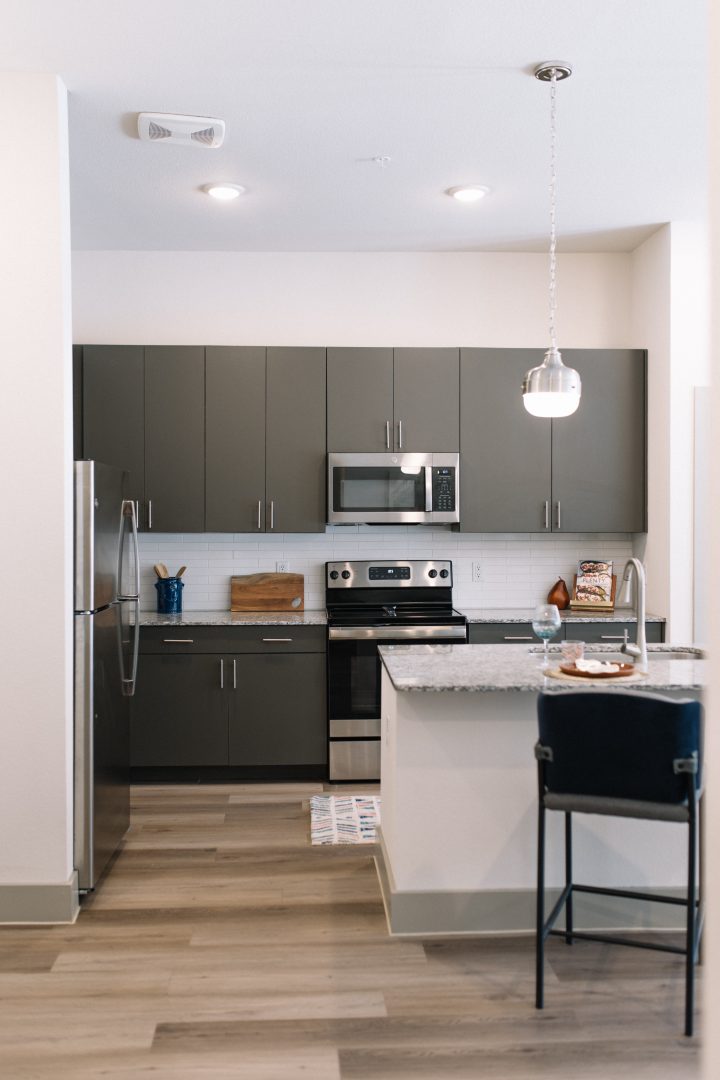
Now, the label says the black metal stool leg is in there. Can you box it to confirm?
[564,812,573,945]
[685,791,697,1037]
[536,800,546,1009]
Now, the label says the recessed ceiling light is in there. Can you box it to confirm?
[202,183,245,201]
[446,185,490,203]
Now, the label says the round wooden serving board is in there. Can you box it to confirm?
[558,662,637,679]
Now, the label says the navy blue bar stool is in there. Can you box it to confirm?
[535,690,703,1037]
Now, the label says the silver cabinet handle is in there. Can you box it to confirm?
[232,658,237,689]
[134,501,140,530]
[219,658,224,689]
[600,633,630,641]
[385,420,391,449]
[162,638,194,643]
[147,499,152,530]
[261,637,293,642]
[544,500,549,530]
[503,635,534,641]
[269,501,274,530]
[555,501,561,530]
[397,419,403,449]
[257,500,262,530]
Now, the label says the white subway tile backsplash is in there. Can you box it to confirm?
[137,530,636,611]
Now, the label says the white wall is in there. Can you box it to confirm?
[0,76,74,897]
[632,223,710,642]
[72,250,633,346]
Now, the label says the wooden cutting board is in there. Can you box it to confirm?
[230,573,305,611]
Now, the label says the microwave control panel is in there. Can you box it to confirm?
[432,467,456,512]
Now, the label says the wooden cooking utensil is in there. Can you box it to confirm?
[153,564,166,579]
[176,566,187,578]
[157,563,170,578]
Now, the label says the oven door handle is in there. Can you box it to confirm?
[328,625,467,641]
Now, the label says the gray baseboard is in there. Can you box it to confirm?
[375,827,686,937]
[0,871,80,924]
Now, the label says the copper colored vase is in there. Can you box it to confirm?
[547,577,570,610]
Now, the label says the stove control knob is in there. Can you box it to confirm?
[341,570,351,579]
[428,569,438,578]
[329,570,339,580]
[440,569,449,579]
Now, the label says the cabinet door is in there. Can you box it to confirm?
[229,653,327,766]
[551,350,646,532]
[206,347,266,533]
[82,345,145,509]
[564,622,664,644]
[145,346,205,532]
[393,348,459,451]
[130,654,227,766]
[327,348,394,451]
[468,623,542,644]
[459,349,552,532]
[266,347,327,533]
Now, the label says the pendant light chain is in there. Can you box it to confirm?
[548,68,558,352]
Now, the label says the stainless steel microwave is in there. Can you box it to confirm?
[327,453,459,525]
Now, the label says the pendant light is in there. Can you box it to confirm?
[522,62,581,419]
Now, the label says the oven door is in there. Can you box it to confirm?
[327,624,467,735]
[328,453,432,524]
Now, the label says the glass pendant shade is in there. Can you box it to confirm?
[522,347,581,417]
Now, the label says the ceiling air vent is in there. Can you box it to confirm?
[137,113,225,148]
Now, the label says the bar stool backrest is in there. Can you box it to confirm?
[537,692,702,805]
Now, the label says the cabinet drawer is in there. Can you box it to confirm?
[468,623,542,644]
[564,622,664,644]
[140,624,327,654]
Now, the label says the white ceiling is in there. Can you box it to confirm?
[1,0,708,252]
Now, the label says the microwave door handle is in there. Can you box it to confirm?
[425,467,433,512]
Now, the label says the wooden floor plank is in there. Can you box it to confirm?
[0,782,700,1080]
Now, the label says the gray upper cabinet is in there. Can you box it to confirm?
[327,346,459,452]
[459,347,646,533]
[460,349,552,532]
[266,347,327,533]
[551,350,646,532]
[82,345,145,508]
[145,346,205,533]
[206,347,266,533]
[393,348,459,451]
[327,347,394,451]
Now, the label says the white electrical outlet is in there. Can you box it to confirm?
[472,562,483,583]
[276,561,290,573]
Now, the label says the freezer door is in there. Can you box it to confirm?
[74,461,128,612]
[74,605,130,890]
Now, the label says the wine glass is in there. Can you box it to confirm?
[532,603,562,669]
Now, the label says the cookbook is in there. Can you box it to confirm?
[569,559,616,611]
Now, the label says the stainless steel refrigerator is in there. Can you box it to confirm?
[74,461,140,891]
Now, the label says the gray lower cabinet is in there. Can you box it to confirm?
[130,653,228,766]
[327,347,460,452]
[229,653,327,766]
[459,348,646,533]
[145,346,205,533]
[205,346,327,534]
[131,627,327,773]
[564,622,664,644]
[467,621,664,644]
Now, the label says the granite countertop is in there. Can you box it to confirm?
[140,610,328,627]
[460,607,666,624]
[379,643,704,694]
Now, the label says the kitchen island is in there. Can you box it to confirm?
[376,642,704,936]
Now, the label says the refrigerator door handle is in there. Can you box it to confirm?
[120,600,140,697]
[118,499,140,600]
